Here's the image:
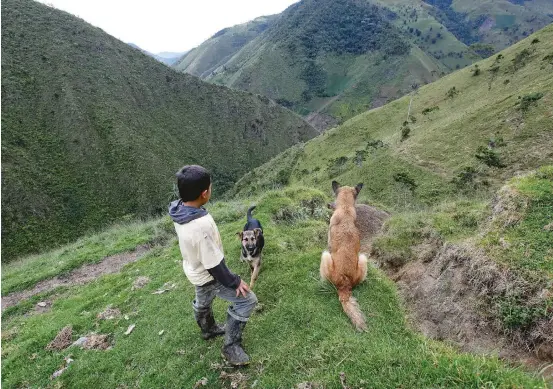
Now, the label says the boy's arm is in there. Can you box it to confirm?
[199,224,241,289]
[206,259,241,289]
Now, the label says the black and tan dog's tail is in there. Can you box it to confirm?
[247,206,256,222]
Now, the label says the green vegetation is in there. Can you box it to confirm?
[2,189,548,388]
[175,0,553,126]
[1,0,316,261]
[1,218,173,296]
[481,166,553,276]
[173,15,277,78]
[228,27,553,341]
[230,26,553,207]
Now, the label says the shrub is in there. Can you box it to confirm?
[327,156,349,177]
[471,64,480,76]
[393,172,417,192]
[512,49,531,70]
[366,139,386,149]
[475,146,504,168]
[355,150,367,167]
[400,124,411,141]
[531,38,540,45]
[451,166,478,189]
[446,86,458,98]
[518,92,544,112]
[422,106,439,115]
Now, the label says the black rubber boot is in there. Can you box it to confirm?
[194,308,225,340]
[221,313,250,366]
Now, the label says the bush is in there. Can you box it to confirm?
[326,156,349,178]
[401,125,411,141]
[446,86,458,98]
[471,64,480,76]
[475,146,504,168]
[512,49,531,70]
[355,150,367,167]
[393,172,417,192]
[366,139,386,149]
[452,166,478,189]
[518,92,544,112]
[422,106,439,115]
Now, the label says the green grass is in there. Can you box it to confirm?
[1,218,174,296]
[1,188,548,388]
[480,166,553,276]
[1,0,317,261]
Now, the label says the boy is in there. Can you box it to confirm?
[168,165,257,366]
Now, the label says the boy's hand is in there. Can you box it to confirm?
[236,280,250,297]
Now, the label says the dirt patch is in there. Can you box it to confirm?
[382,241,553,373]
[1,245,150,311]
[132,276,151,290]
[97,306,122,320]
[305,112,338,133]
[46,325,73,351]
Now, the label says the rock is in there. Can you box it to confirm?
[37,302,47,307]
[124,324,135,335]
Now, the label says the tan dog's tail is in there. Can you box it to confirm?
[338,288,367,332]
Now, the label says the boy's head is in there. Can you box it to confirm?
[176,165,212,204]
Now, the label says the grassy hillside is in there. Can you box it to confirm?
[175,0,552,127]
[2,188,549,388]
[0,0,317,261]
[226,26,553,356]
[229,24,553,208]
[173,16,277,78]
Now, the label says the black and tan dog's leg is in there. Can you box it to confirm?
[249,258,261,289]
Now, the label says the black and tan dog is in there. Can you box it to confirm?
[237,206,264,289]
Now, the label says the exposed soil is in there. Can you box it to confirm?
[305,111,338,133]
[1,245,150,311]
[46,325,73,351]
[379,241,553,376]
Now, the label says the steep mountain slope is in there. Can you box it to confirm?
[175,0,553,128]
[230,24,553,209]
[173,15,277,79]
[1,0,317,261]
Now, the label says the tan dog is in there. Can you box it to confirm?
[327,203,390,254]
[320,181,368,331]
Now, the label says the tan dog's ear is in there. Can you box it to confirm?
[332,180,340,195]
[355,183,363,196]
[253,228,262,238]
[237,231,244,240]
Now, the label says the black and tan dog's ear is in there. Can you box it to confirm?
[355,183,363,196]
[253,228,262,238]
[332,180,340,194]
[327,202,336,210]
[237,231,244,240]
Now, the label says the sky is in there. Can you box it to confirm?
[37,0,299,54]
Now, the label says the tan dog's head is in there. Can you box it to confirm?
[237,228,262,253]
[332,180,363,204]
